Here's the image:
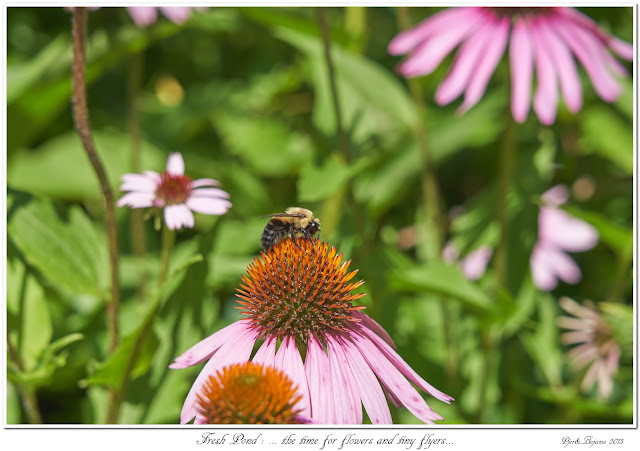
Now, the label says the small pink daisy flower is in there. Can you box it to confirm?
[388,7,633,125]
[117,152,231,230]
[126,7,205,27]
[171,238,454,424]
[557,297,621,400]
[530,185,598,291]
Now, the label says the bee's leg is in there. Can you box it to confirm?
[301,227,316,243]
[290,230,305,251]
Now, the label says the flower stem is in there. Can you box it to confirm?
[105,225,175,423]
[316,7,348,160]
[126,51,149,301]
[71,8,120,353]
[493,99,516,289]
[7,337,42,424]
[158,225,176,288]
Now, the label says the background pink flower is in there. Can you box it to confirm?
[443,242,493,281]
[117,152,231,230]
[557,297,621,400]
[530,185,598,291]
[388,7,632,124]
[126,7,206,27]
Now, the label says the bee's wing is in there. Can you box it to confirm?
[260,213,305,218]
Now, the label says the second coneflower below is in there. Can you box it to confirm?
[171,238,454,424]
[195,362,312,424]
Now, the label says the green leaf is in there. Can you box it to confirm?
[600,302,633,363]
[7,382,21,424]
[7,35,69,104]
[213,113,313,176]
[207,254,254,290]
[8,197,108,297]
[389,262,493,313]
[212,217,265,255]
[82,319,159,389]
[8,129,166,201]
[6,258,52,370]
[298,154,352,202]
[275,28,418,140]
[83,242,202,389]
[502,276,538,338]
[519,295,563,388]
[8,333,84,389]
[579,106,632,174]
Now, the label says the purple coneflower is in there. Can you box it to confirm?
[171,238,453,424]
[530,185,598,291]
[117,152,231,230]
[126,7,205,27]
[195,361,313,424]
[389,7,632,124]
[557,297,621,400]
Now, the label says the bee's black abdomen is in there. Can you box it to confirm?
[261,219,289,251]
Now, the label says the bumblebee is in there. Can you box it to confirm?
[260,207,321,252]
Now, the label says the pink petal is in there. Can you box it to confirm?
[356,324,454,404]
[252,336,277,368]
[275,336,311,418]
[164,204,194,230]
[441,241,460,264]
[567,343,599,369]
[186,197,231,216]
[169,320,252,369]
[509,17,535,123]
[458,15,510,114]
[580,359,600,392]
[341,335,392,424]
[460,245,492,280]
[126,7,158,26]
[530,244,558,291]
[190,178,221,188]
[166,152,185,176]
[559,296,600,320]
[531,20,559,125]
[607,36,634,61]
[557,7,633,60]
[120,173,158,192]
[116,191,155,209]
[435,19,495,105]
[352,311,396,349]
[349,330,442,423]
[388,7,477,55]
[562,331,595,346]
[551,16,621,102]
[541,184,569,206]
[542,245,583,286]
[179,326,258,424]
[304,335,334,423]
[143,170,161,184]
[159,7,192,24]
[536,18,582,113]
[398,9,486,78]
[190,188,230,199]
[540,208,598,252]
[327,335,362,424]
[556,316,595,331]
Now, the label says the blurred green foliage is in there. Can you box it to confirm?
[6,6,634,424]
